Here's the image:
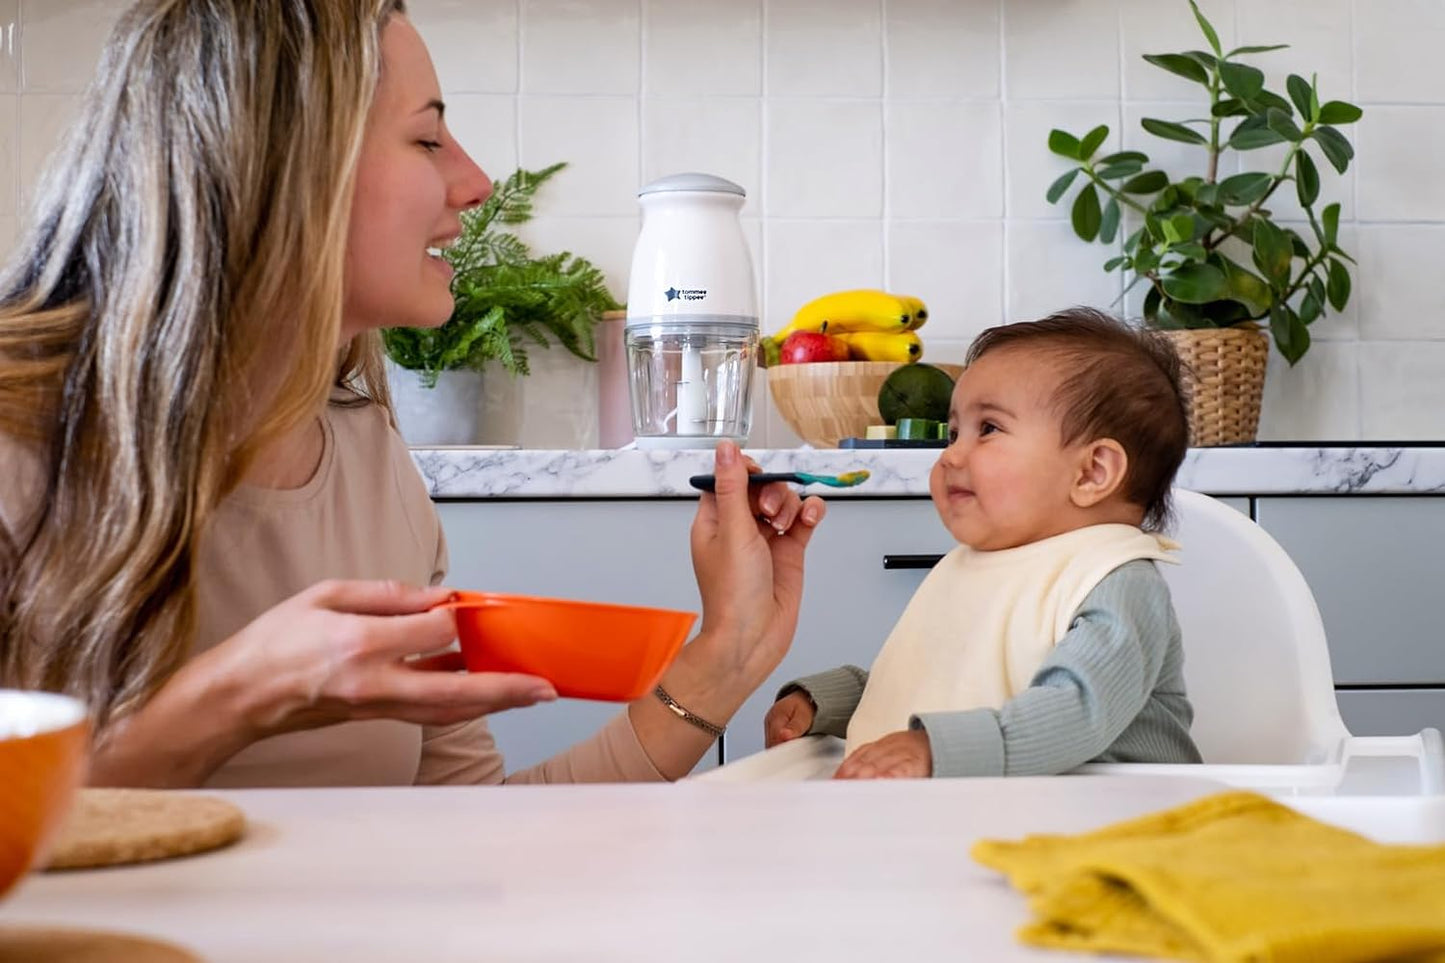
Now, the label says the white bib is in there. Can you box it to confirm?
[845,524,1179,754]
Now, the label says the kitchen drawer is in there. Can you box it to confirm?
[1336,689,1445,738]
[1255,498,1445,685]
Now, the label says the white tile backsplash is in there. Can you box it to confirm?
[13,0,1445,445]
[766,0,881,98]
[0,214,16,267]
[407,0,517,94]
[20,0,123,92]
[1356,106,1445,222]
[886,220,1003,343]
[1360,342,1445,439]
[644,0,760,97]
[1119,0,1235,101]
[886,101,1002,219]
[885,0,1000,100]
[1356,224,1445,342]
[765,99,882,218]
[445,94,518,182]
[0,1,17,94]
[1355,0,1445,104]
[517,96,638,215]
[1259,340,1361,442]
[763,218,883,331]
[1003,0,1121,101]
[1236,0,1353,103]
[0,93,15,216]
[521,0,639,95]
[1006,219,1123,324]
[18,92,77,208]
[642,97,761,213]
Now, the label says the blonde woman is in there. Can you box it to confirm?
[0,0,825,788]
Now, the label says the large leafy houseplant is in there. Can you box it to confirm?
[1045,1,1362,366]
[382,163,621,385]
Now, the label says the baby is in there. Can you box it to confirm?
[765,307,1204,778]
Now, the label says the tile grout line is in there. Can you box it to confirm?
[876,0,888,278]
[996,0,1009,325]
[513,0,523,169]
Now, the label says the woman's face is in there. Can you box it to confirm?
[341,15,491,341]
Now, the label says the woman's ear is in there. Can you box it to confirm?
[1071,438,1128,509]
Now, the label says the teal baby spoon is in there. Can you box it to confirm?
[688,470,871,493]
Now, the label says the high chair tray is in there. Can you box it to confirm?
[694,731,1445,843]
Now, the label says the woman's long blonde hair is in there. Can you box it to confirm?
[0,0,405,726]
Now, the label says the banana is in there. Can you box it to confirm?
[898,294,929,332]
[837,331,923,363]
[779,289,913,339]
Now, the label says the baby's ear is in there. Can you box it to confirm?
[1072,438,1128,508]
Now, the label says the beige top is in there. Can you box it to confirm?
[845,524,1179,754]
[0,395,664,787]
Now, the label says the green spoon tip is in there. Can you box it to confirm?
[832,470,871,487]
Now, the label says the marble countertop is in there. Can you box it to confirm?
[410,445,1445,498]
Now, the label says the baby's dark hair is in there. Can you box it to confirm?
[965,307,1189,531]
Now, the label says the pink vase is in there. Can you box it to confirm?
[596,311,634,448]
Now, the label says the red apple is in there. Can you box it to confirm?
[779,331,850,364]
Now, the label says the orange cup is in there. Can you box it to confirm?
[440,592,697,702]
[0,690,89,899]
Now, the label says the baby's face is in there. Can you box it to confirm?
[929,348,1089,551]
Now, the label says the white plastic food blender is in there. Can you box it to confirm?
[624,173,760,450]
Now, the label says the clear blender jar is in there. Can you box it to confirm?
[624,173,760,450]
[626,320,758,448]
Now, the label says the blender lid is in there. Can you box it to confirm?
[637,173,746,198]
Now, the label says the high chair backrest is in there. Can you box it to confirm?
[1161,489,1350,764]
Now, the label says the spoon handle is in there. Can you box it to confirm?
[688,473,801,493]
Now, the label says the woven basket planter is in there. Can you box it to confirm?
[1161,325,1269,447]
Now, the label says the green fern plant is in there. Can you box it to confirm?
[382,163,621,384]
[1045,0,1362,365]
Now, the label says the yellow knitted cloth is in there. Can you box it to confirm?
[972,791,1445,962]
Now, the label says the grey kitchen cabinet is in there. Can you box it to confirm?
[1337,690,1445,737]
[1254,498,1445,685]
[1254,497,1445,737]
[436,494,1256,772]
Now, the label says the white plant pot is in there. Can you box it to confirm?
[476,351,600,449]
[386,363,483,447]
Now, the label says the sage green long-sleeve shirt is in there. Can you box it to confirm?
[782,560,1202,778]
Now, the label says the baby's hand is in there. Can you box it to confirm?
[763,690,816,747]
[833,729,933,779]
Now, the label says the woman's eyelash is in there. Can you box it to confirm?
[419,139,443,152]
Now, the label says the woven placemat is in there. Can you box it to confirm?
[0,926,201,962]
[42,789,245,871]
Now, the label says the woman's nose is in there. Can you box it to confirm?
[449,145,492,212]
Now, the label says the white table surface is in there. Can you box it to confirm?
[4,774,1434,963]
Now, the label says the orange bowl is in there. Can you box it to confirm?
[0,690,88,899]
[442,592,697,702]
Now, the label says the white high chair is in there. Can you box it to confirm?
[697,489,1445,796]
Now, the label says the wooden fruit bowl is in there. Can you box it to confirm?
[766,361,964,448]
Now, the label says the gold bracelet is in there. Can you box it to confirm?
[653,685,726,739]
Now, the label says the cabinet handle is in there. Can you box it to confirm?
[882,554,944,570]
